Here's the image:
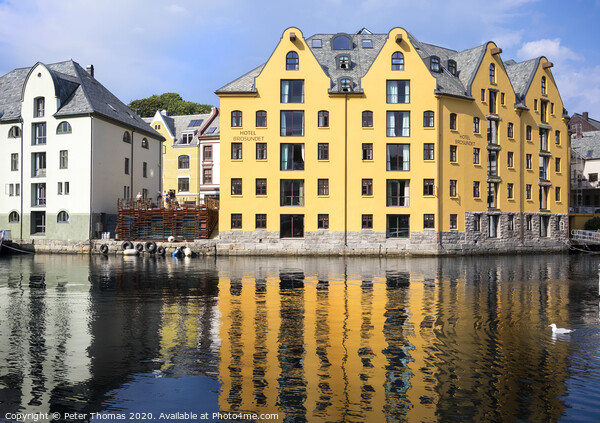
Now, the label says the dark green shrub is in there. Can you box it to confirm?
[584,217,600,230]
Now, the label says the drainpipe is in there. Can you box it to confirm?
[131,130,135,200]
[344,94,348,247]
[436,96,443,247]
[89,116,94,240]
[518,109,524,244]
[19,118,24,241]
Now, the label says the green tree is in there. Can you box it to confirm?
[128,93,212,117]
[584,217,600,231]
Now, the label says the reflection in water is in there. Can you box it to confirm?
[0,255,599,421]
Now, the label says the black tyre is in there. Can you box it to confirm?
[145,241,157,253]
[121,241,133,250]
[156,246,166,256]
[99,244,109,254]
[135,243,144,252]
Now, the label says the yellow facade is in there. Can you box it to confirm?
[217,27,569,252]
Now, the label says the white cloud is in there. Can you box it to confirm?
[517,38,583,64]
[488,30,523,49]
[555,66,600,118]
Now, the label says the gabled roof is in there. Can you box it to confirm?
[216,64,264,94]
[571,131,600,160]
[0,60,162,139]
[505,57,539,106]
[145,108,220,145]
[571,113,600,131]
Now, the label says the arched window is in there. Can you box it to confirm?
[178,155,190,169]
[231,110,242,127]
[57,211,69,223]
[318,111,329,127]
[34,97,45,117]
[448,60,457,76]
[423,111,434,127]
[141,138,149,149]
[123,131,131,143]
[391,52,404,71]
[8,126,21,138]
[362,111,373,127]
[340,78,352,92]
[430,56,440,72]
[56,121,72,134]
[489,64,495,83]
[541,76,547,95]
[332,35,352,50]
[256,110,267,127]
[286,52,299,70]
[9,211,19,223]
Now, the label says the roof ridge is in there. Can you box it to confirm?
[69,60,94,111]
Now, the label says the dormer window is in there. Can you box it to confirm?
[489,64,496,84]
[181,133,194,144]
[448,60,457,76]
[34,97,45,118]
[541,76,547,95]
[339,55,350,69]
[8,126,21,138]
[362,39,373,48]
[188,119,203,127]
[332,35,352,50]
[56,121,72,134]
[430,56,440,72]
[286,52,299,70]
[340,78,352,92]
[391,52,404,71]
[312,39,322,48]
[123,131,131,143]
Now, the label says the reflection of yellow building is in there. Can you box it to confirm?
[146,109,220,203]
[216,27,569,253]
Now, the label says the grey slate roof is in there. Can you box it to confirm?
[216,64,264,93]
[505,58,539,106]
[572,131,600,160]
[0,60,162,139]
[145,111,220,145]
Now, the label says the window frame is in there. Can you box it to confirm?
[256,110,267,127]
[231,110,243,127]
[57,121,72,134]
[318,110,329,127]
[286,51,299,70]
[255,178,267,196]
[318,143,329,160]
[391,52,404,71]
[423,111,434,127]
[178,155,190,169]
[231,143,243,160]
[362,143,373,160]
[362,178,373,196]
[231,178,242,196]
[423,143,434,161]
[362,111,373,127]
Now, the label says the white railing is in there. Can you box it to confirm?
[571,230,600,243]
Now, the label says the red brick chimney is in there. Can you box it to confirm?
[583,112,589,121]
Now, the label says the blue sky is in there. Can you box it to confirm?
[1,0,599,118]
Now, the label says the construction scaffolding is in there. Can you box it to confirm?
[116,198,218,241]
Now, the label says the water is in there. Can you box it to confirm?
[0,254,599,422]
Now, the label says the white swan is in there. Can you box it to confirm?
[549,323,574,334]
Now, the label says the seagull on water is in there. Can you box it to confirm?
[549,323,574,334]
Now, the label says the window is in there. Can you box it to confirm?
[450,145,457,163]
[487,183,497,208]
[124,158,129,174]
[281,143,304,170]
[507,183,514,199]
[231,110,242,127]
[286,51,299,70]
[231,178,242,195]
[526,154,532,169]
[424,143,434,160]
[501,93,505,105]
[312,39,322,48]
[280,214,304,238]
[280,180,304,206]
[34,97,45,117]
[33,122,46,145]
[526,125,532,140]
[123,131,131,143]
[473,148,480,165]
[143,162,148,178]
[362,214,373,229]
[280,111,304,136]
[338,55,350,69]
[318,179,329,196]
[474,215,481,231]
[541,101,548,123]
[507,151,514,168]
[256,110,267,127]
[450,113,457,130]
[256,214,267,229]
[487,151,498,176]
[448,60,457,75]
[450,214,457,230]
[387,214,410,238]
[231,213,242,229]
[488,215,499,238]
[391,52,404,70]
[555,130,560,145]
[508,215,514,231]
[541,76,547,94]
[555,186,561,202]
[57,182,63,196]
[64,181,69,195]
[8,126,21,138]
[589,173,598,183]
[526,184,532,200]
[9,211,19,223]
[551,103,555,114]
[154,124,161,130]
[318,214,329,229]
[181,133,193,144]
[473,181,480,198]
[281,80,304,103]
[123,186,130,200]
[423,111,434,127]
[507,122,514,138]
[386,80,410,103]
[430,56,440,72]
[362,39,373,48]
[387,179,409,206]
[318,110,329,127]
[59,150,68,169]
[57,211,69,223]
[256,143,267,160]
[203,168,212,184]
[489,90,497,114]
[362,111,373,127]
[57,121,72,134]
[32,183,46,206]
[188,119,203,127]
[555,157,561,173]
[540,156,549,180]
[231,143,242,159]
[534,99,538,111]
[449,180,457,197]
[487,119,498,145]
[362,179,373,196]
[178,155,189,169]
[203,145,213,161]
[423,179,435,196]
[489,63,495,84]
[256,178,267,196]
[481,89,485,101]
[526,215,532,230]
[473,117,480,133]
[141,138,149,149]
[362,143,373,160]
[332,35,351,50]
[386,144,410,171]
[340,78,352,92]
[318,143,329,160]
[178,177,190,193]
[11,153,18,171]
[424,214,434,229]
[386,111,410,137]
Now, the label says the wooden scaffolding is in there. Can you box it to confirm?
[116,198,218,241]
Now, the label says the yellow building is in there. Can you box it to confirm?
[216,27,569,254]
[146,109,220,203]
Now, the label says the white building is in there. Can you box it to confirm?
[571,130,600,211]
[0,60,163,241]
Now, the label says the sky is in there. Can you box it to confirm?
[1,0,599,118]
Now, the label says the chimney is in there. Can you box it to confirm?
[583,112,588,121]
[161,109,168,116]
[86,65,94,77]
